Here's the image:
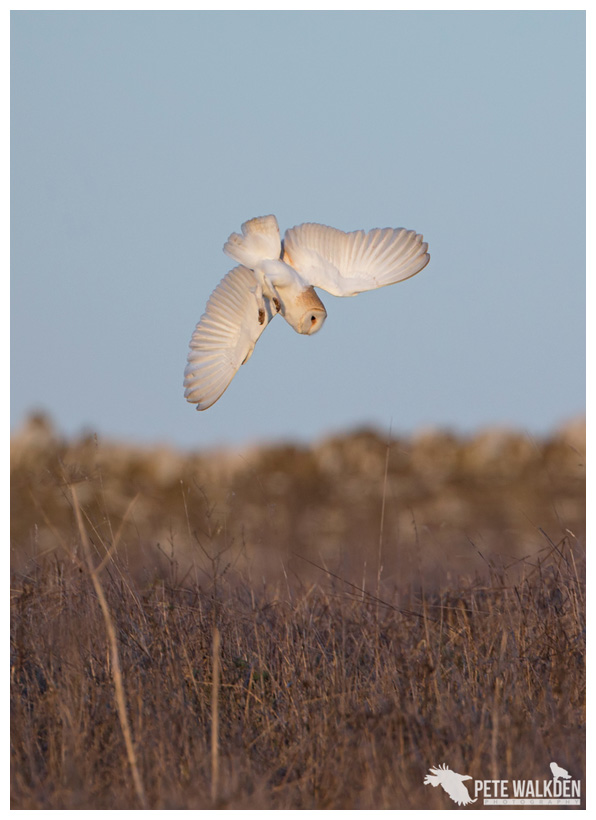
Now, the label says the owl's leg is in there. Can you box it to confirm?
[261,276,282,313]
[252,272,282,322]
[250,282,266,325]
[249,280,275,326]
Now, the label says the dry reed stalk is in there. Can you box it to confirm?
[93,492,139,574]
[70,484,147,809]
[243,665,254,724]
[490,630,508,781]
[374,432,391,675]
[376,427,391,603]
[211,624,221,805]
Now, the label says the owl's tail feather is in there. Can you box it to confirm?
[224,215,282,268]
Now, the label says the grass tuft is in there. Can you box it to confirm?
[10,419,585,808]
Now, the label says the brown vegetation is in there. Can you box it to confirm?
[11,415,585,808]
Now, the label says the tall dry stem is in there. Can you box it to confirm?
[70,484,147,809]
[211,624,221,805]
[376,425,392,605]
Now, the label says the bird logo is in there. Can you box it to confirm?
[550,762,572,780]
[184,214,429,409]
[423,763,477,806]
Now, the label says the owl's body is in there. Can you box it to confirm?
[550,762,572,780]
[184,215,429,410]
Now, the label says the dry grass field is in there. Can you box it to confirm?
[11,415,585,809]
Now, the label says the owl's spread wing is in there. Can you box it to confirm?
[282,222,429,297]
[184,266,275,410]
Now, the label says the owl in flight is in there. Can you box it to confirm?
[184,215,429,410]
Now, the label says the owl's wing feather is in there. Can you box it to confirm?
[283,222,429,297]
[184,266,274,410]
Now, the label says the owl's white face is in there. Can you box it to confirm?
[297,306,327,335]
[279,284,328,336]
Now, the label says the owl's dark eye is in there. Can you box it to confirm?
[311,315,316,323]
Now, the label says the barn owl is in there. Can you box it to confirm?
[184,215,429,410]
[550,762,571,780]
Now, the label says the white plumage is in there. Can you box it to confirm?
[184,215,430,410]
[550,762,572,780]
[424,764,476,806]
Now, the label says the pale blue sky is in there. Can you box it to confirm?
[11,11,585,449]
